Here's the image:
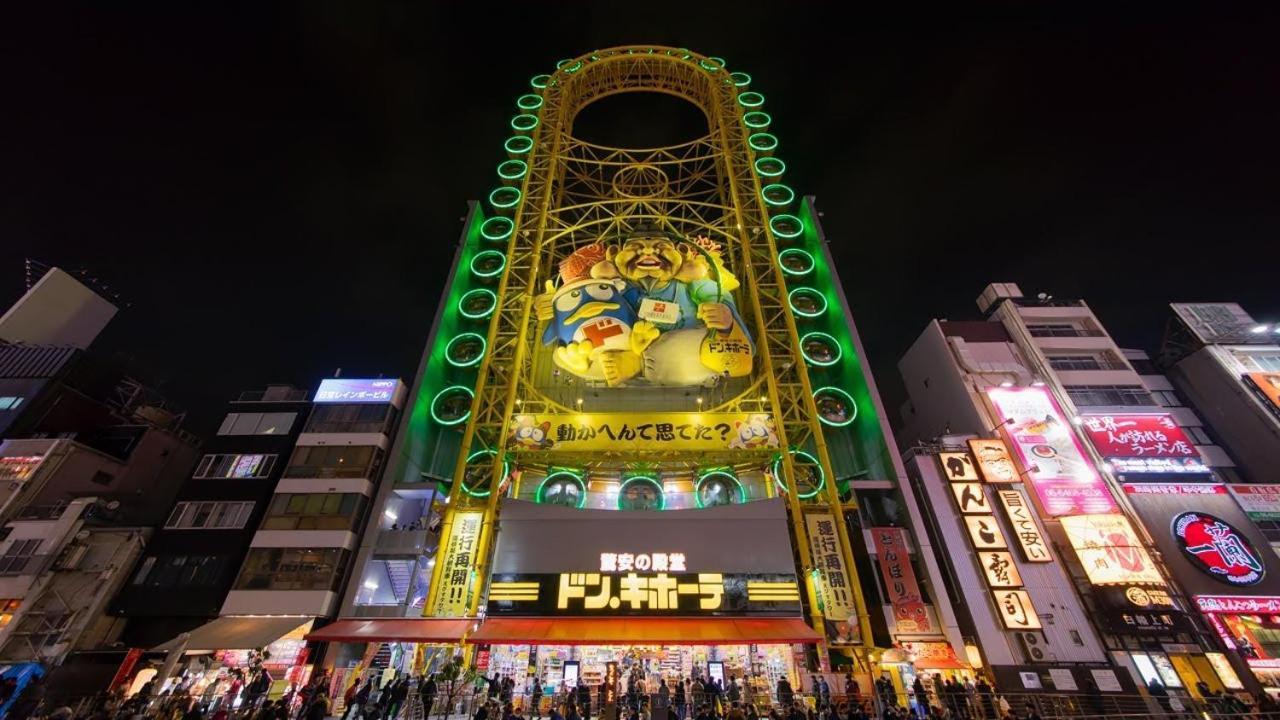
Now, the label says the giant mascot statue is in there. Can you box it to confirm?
[537,226,755,387]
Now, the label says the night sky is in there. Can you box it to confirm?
[4,5,1278,435]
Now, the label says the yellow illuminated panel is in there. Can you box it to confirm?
[1061,514,1164,586]
[952,483,991,514]
[508,413,778,452]
[979,551,1023,588]
[995,489,1053,563]
[993,589,1041,629]
[557,572,724,611]
[965,516,1008,550]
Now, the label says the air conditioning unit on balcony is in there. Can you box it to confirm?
[54,543,88,570]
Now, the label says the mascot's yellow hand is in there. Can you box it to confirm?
[631,320,660,354]
[535,280,555,321]
[696,302,733,331]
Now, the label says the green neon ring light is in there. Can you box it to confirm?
[530,74,551,89]
[743,111,771,129]
[699,58,724,72]
[813,386,859,427]
[788,287,828,318]
[563,60,584,74]
[618,474,665,511]
[761,183,795,208]
[555,59,573,69]
[695,470,745,508]
[430,386,474,426]
[708,56,727,67]
[755,157,786,178]
[777,248,815,277]
[488,187,522,210]
[772,449,826,500]
[517,94,544,111]
[470,250,507,279]
[537,470,586,508]
[458,289,497,320]
[504,136,533,155]
[799,332,843,367]
[511,114,539,132]
[738,91,765,108]
[497,159,528,181]
[748,133,778,152]
[480,216,514,242]
[730,72,752,87]
[462,449,509,498]
[445,333,487,368]
[770,214,803,239]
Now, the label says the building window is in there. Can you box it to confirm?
[164,501,255,529]
[283,445,382,479]
[1026,323,1099,338]
[1047,355,1103,371]
[0,539,41,575]
[304,404,395,435]
[1183,426,1213,445]
[131,555,225,588]
[1070,629,1085,646]
[0,599,20,628]
[260,493,365,531]
[0,397,23,411]
[216,412,297,436]
[234,548,348,592]
[1149,390,1185,408]
[1064,385,1154,407]
[193,454,277,479]
[1127,357,1159,374]
[1247,354,1280,372]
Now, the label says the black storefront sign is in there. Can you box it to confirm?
[1095,586,1192,634]
[488,572,802,616]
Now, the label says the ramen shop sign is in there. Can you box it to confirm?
[1173,512,1265,586]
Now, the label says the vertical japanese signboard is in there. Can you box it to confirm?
[986,387,1118,516]
[995,489,1053,562]
[432,510,483,616]
[869,527,933,634]
[805,513,857,631]
[967,439,1019,483]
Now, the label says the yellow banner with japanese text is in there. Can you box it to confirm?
[429,510,483,617]
[508,412,779,452]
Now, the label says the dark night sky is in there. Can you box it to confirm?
[3,4,1278,435]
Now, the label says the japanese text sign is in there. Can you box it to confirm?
[431,510,482,616]
[313,378,398,404]
[1060,514,1164,586]
[508,412,779,452]
[806,514,858,630]
[870,526,933,634]
[1080,414,1207,474]
[996,489,1053,562]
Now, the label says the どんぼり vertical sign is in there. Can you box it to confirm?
[870,526,933,634]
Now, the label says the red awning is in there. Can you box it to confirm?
[305,618,475,644]
[467,617,821,645]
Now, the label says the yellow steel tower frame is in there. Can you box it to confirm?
[424,46,874,655]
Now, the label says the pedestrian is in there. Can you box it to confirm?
[776,677,793,708]
[531,679,543,720]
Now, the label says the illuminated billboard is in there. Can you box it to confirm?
[1060,514,1163,586]
[1244,372,1280,417]
[986,387,1117,516]
[1079,414,1207,474]
[534,233,753,388]
[313,378,399,404]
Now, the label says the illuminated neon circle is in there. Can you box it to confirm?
[430,386,474,426]
[743,111,771,130]
[504,136,533,155]
[516,94,544,111]
[761,183,795,208]
[530,74,551,89]
[799,332,842,367]
[458,289,497,320]
[737,91,765,108]
[480,216,514,242]
[770,214,803,240]
[788,288,828,318]
[488,187,522,211]
[696,470,744,508]
[618,475,665,511]
[730,71,752,88]
[699,57,724,72]
[511,114,539,132]
[777,248,815,276]
[537,471,586,509]
[444,333,487,368]
[462,449,510,498]
[813,386,859,427]
[772,449,826,500]
[748,133,778,153]
[470,250,507,279]
[555,59,573,69]
[497,159,528,181]
[755,157,786,178]
[562,60,584,74]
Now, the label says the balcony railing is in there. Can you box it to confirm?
[1028,326,1105,338]
[282,465,374,479]
[13,504,71,521]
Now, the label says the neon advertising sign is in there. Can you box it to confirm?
[1172,512,1265,586]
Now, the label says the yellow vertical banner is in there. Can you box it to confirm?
[805,513,857,639]
[432,510,484,616]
